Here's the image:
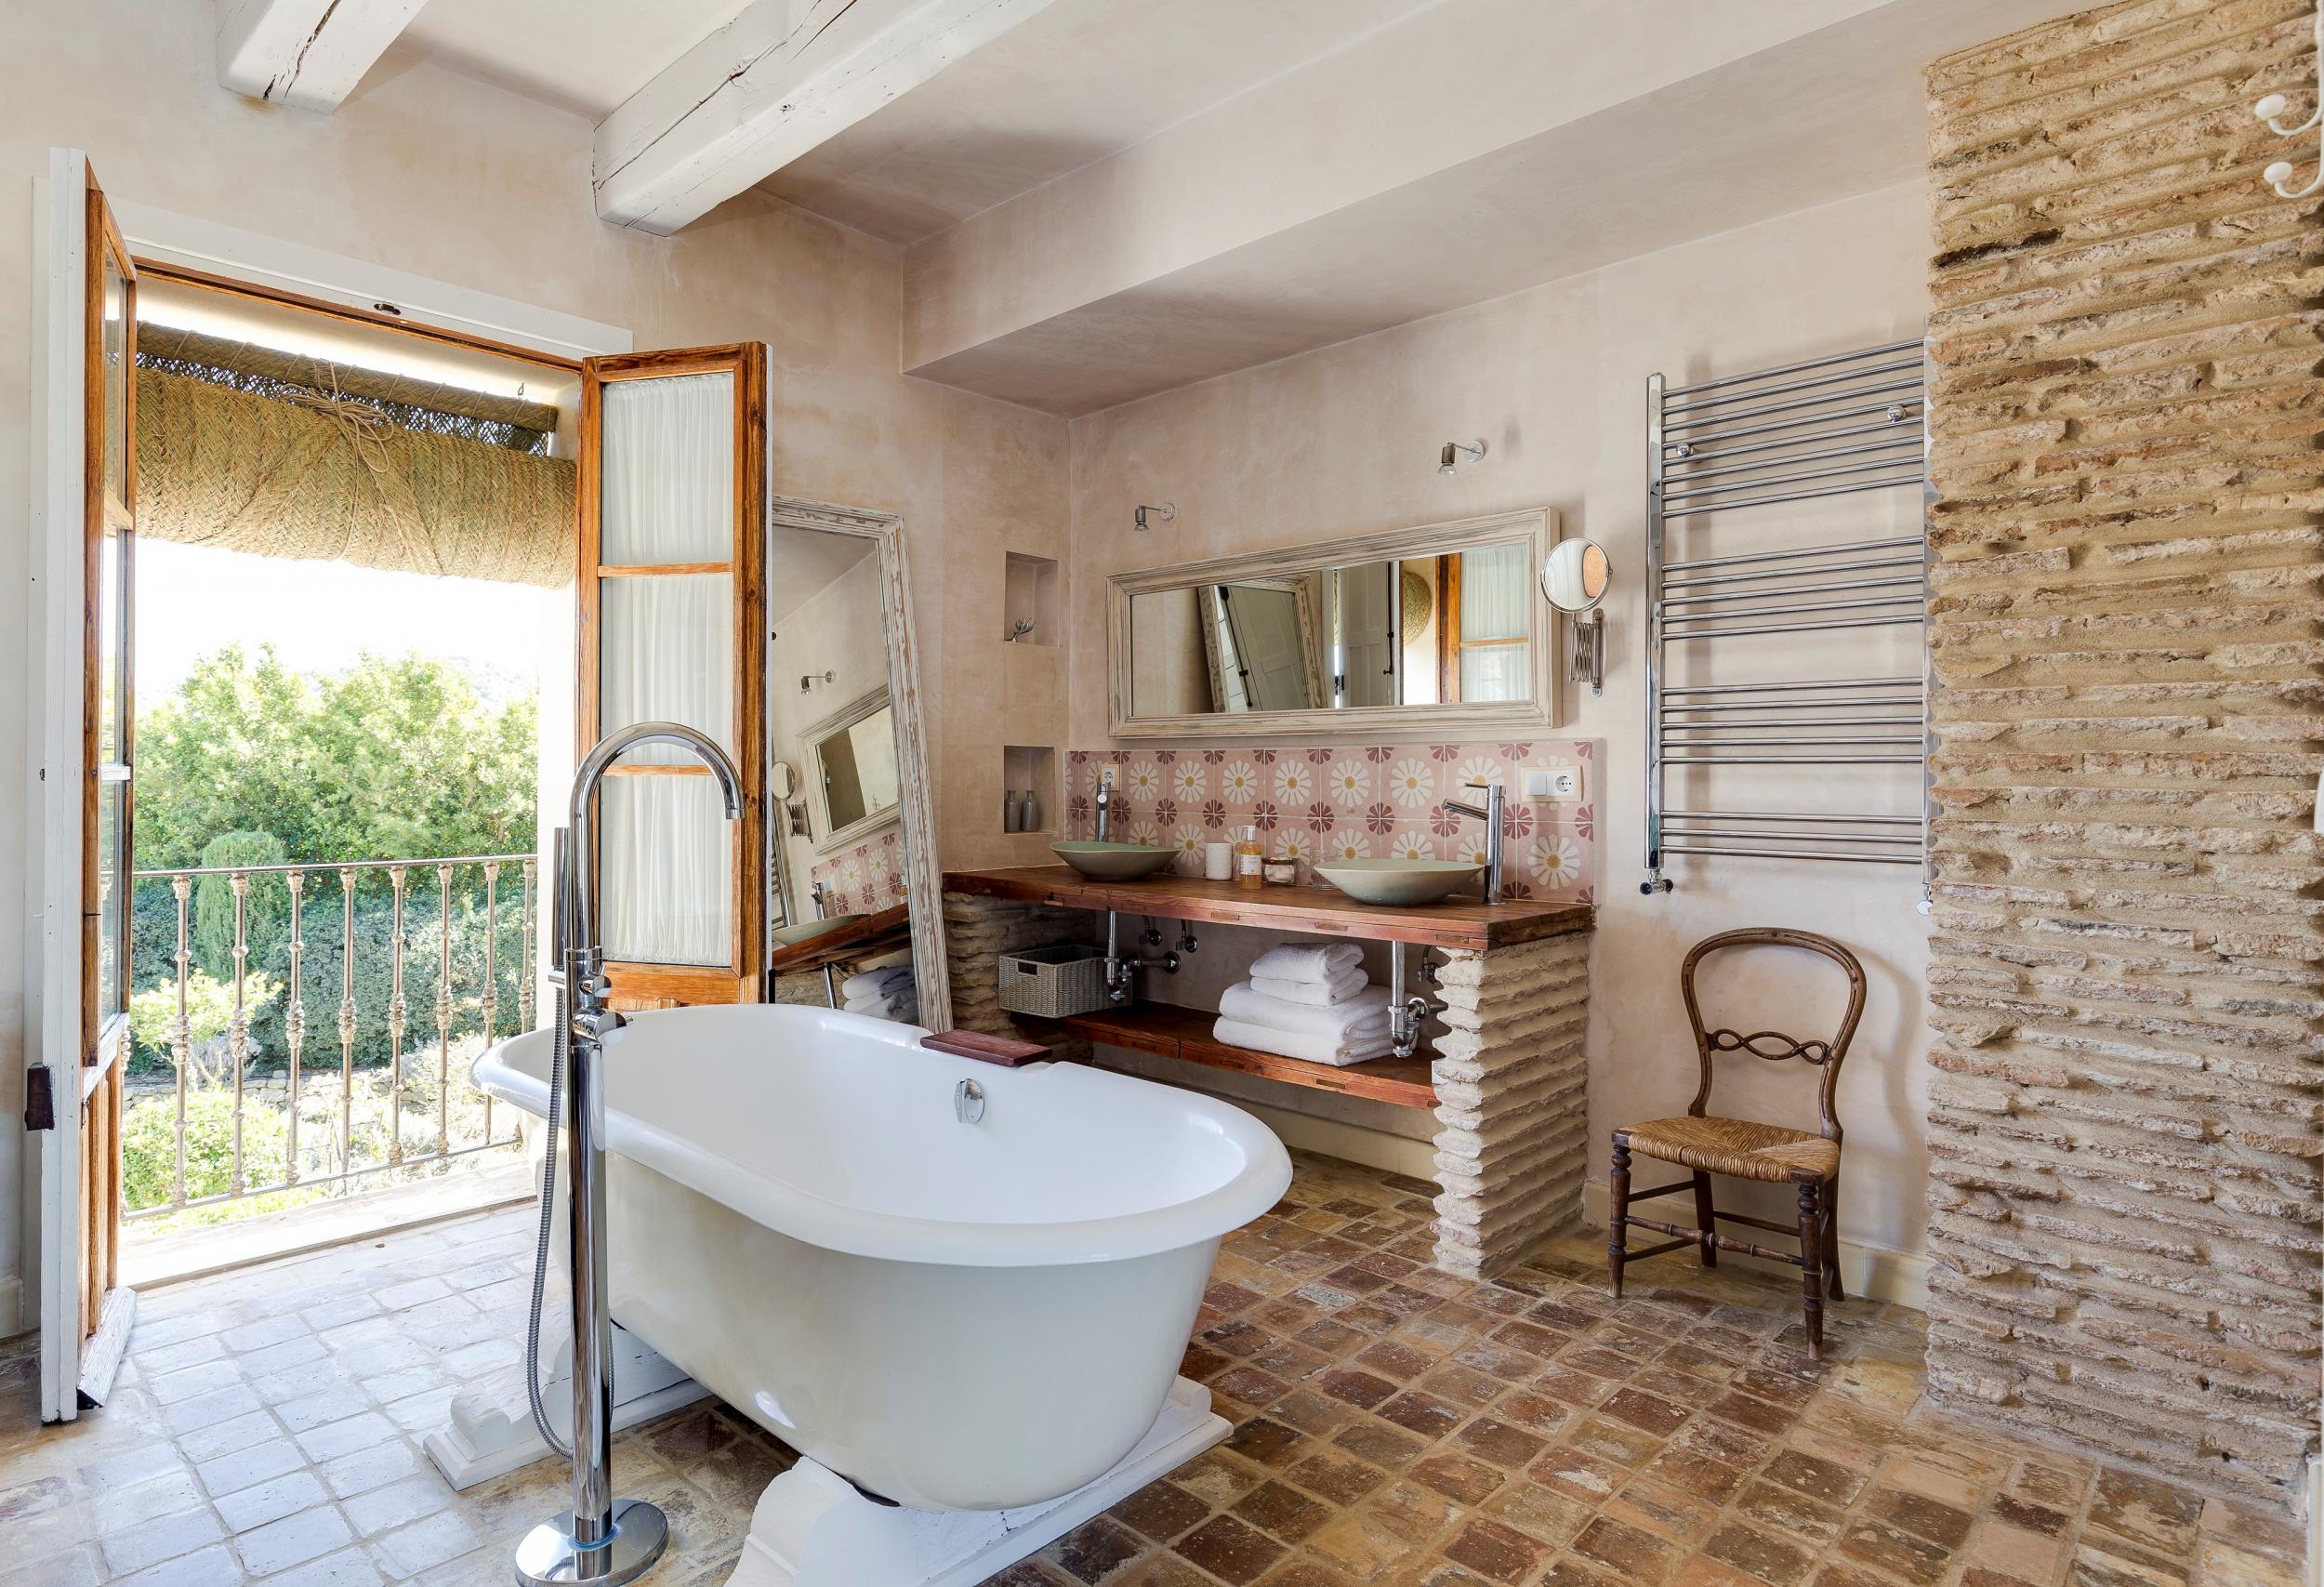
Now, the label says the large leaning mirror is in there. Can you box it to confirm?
[1109,508,1558,737]
[763,501,949,1024]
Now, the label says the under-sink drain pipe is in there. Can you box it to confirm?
[1389,941,1437,1060]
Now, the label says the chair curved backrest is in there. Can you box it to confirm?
[1678,927,1867,1144]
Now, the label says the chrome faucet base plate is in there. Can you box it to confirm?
[514,1499,668,1587]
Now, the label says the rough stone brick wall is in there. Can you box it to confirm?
[1922,0,2324,1508]
[1431,930,1592,1277]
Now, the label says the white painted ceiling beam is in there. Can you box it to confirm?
[593,0,1059,236]
[215,0,426,112]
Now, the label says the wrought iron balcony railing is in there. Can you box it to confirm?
[125,852,537,1223]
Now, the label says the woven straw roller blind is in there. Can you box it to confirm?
[132,326,575,589]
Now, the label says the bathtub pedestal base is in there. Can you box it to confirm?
[726,1377,1226,1587]
[426,1325,708,1491]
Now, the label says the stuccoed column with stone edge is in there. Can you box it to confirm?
[1428,928,1594,1276]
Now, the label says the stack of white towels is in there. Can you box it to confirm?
[1213,942,1393,1067]
[842,962,918,1023]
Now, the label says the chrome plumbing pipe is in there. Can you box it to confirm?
[514,722,743,1587]
[1388,941,1433,1061]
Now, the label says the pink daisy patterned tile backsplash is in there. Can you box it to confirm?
[1064,740,1598,905]
[808,827,908,917]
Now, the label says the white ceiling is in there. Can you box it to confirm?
[758,0,1442,245]
[397,0,1440,244]
[402,0,759,122]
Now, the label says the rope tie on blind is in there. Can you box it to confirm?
[280,372,445,579]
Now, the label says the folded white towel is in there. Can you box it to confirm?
[1220,981,1391,1040]
[1250,967,1368,1007]
[841,965,914,1000]
[1248,942,1364,985]
[1212,1014,1393,1068]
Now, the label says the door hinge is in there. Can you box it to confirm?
[25,1063,57,1131]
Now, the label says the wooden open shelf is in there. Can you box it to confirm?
[766,903,912,974]
[1035,1002,1438,1110]
[944,866,1590,951]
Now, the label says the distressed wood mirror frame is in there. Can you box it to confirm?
[802,684,901,856]
[767,496,952,1028]
[1107,507,1561,739]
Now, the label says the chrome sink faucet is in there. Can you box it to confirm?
[1440,781,1508,905]
[522,721,743,1587]
[1094,776,1114,842]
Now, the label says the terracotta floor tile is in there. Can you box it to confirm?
[1235,1480,1335,1545]
[1451,1418,1546,1470]
[1409,1450,1508,1507]
[0,1155,2288,1587]
[1572,1514,1682,1585]
[1173,1514,1287,1584]
[1112,1480,1210,1543]
[1441,1516,1548,1583]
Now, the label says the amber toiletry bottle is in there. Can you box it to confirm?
[1235,825,1264,888]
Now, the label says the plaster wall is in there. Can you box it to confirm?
[1063,181,1940,1268]
[0,2,1067,1335]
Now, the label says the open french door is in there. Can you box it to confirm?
[31,152,138,1420]
[574,346,768,1007]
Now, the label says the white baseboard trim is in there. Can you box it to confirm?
[1582,1180,1928,1312]
[0,1276,22,1340]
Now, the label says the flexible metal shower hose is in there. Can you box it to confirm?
[522,984,574,1463]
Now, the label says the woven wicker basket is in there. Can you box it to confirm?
[998,944,1110,1019]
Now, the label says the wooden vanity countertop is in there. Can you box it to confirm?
[942,866,1591,951]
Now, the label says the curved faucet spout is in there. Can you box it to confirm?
[566,721,746,964]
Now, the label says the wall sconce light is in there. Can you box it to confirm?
[1438,439,1486,476]
[799,669,834,694]
[1133,503,1175,532]
[2254,0,2321,198]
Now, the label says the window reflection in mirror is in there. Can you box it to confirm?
[1126,536,1537,717]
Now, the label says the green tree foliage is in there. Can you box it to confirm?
[128,646,539,1079]
[135,645,537,870]
[194,830,289,976]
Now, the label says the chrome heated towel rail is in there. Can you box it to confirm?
[1643,337,1934,903]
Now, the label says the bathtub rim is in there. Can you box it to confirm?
[474,1011,1292,1270]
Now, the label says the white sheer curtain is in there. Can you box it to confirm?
[1459,540,1532,702]
[595,373,737,966]
[601,374,733,562]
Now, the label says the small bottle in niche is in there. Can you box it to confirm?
[1003,791,1021,833]
[1235,825,1264,889]
[1021,787,1041,833]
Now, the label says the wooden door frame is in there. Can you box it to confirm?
[577,345,770,1007]
[22,158,629,1417]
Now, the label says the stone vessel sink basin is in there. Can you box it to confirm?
[770,914,864,947]
[1052,840,1179,880]
[1314,858,1483,907]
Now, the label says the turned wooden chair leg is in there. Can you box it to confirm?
[1690,1170,1717,1268]
[1608,1134,1632,1298]
[1823,1178,1845,1303]
[1796,1177,1825,1359]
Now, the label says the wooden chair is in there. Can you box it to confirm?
[1606,927,1866,1357]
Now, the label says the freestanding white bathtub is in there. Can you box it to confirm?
[473,1003,1290,1514]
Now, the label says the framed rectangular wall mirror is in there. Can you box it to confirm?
[1108,508,1559,738]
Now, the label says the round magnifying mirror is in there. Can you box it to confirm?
[1540,538,1611,614]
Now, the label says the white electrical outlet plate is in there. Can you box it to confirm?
[1523,763,1583,802]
